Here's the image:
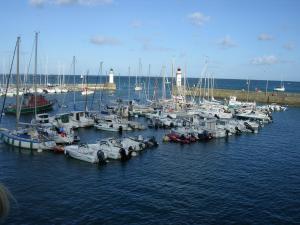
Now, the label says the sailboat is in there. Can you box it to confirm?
[134,58,143,91]
[0,34,56,150]
[5,35,54,114]
[81,72,94,95]
[274,79,285,92]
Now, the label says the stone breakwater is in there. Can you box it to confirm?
[175,87,300,106]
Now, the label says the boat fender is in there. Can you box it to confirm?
[97,150,106,164]
[163,135,169,142]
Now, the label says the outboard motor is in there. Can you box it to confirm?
[244,122,254,133]
[268,113,273,122]
[139,143,144,150]
[118,126,123,134]
[150,136,158,147]
[154,120,159,129]
[127,147,134,159]
[147,136,158,147]
[235,126,242,135]
[97,150,106,164]
[225,129,230,137]
[214,114,220,119]
[119,148,127,161]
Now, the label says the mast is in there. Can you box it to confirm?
[73,56,76,110]
[162,65,166,100]
[99,61,103,110]
[34,32,38,117]
[247,78,250,102]
[84,70,89,112]
[184,64,187,103]
[138,58,142,87]
[16,37,20,128]
[45,56,48,86]
[118,72,121,91]
[171,59,174,95]
[265,79,268,96]
[128,66,131,100]
[0,38,18,124]
[135,62,138,86]
[147,64,151,100]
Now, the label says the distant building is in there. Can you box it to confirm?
[176,68,182,87]
[109,68,114,84]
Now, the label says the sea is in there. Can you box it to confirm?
[0,77,299,224]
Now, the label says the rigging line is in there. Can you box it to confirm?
[59,60,74,111]
[0,38,18,123]
[90,63,102,110]
[18,38,35,115]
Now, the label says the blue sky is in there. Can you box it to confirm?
[0,0,299,81]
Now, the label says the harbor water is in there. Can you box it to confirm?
[0,78,300,224]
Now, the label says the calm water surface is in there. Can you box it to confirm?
[0,81,299,224]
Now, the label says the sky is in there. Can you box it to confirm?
[0,0,299,81]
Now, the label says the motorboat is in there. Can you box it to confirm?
[81,88,94,96]
[235,110,272,123]
[64,143,106,164]
[121,135,146,151]
[69,111,95,128]
[97,138,133,160]
[94,118,132,132]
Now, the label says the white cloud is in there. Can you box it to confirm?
[283,42,295,50]
[29,0,113,7]
[187,12,210,26]
[90,36,121,46]
[217,35,237,49]
[257,33,274,41]
[54,0,76,5]
[137,37,172,52]
[130,20,143,28]
[251,55,279,65]
[29,0,46,7]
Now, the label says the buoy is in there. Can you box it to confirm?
[163,136,170,142]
